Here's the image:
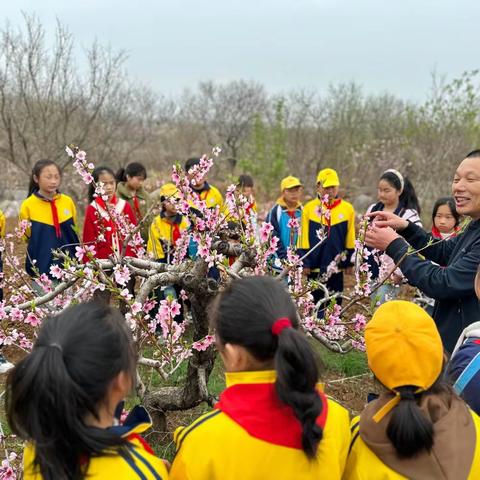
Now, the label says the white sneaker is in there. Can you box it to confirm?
[0,354,14,374]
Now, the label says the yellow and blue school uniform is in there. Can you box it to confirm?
[23,406,169,479]
[298,197,355,295]
[19,192,79,276]
[147,213,189,262]
[266,198,302,260]
[190,182,223,210]
[170,370,350,480]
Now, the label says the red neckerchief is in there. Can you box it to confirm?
[431,225,458,239]
[132,195,142,221]
[322,198,342,235]
[35,192,61,238]
[245,201,256,215]
[216,382,328,449]
[287,210,297,245]
[95,195,118,244]
[50,198,61,238]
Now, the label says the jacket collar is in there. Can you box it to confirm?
[276,197,302,210]
[108,405,152,438]
[225,370,276,387]
[117,182,148,200]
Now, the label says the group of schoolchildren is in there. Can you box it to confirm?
[0,157,478,479]
[5,276,480,479]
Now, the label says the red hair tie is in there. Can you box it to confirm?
[271,318,292,336]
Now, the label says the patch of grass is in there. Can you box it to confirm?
[314,343,369,378]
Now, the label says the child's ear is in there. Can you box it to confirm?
[110,370,133,398]
[33,174,39,184]
[221,343,251,372]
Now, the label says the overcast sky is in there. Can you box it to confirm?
[2,0,478,101]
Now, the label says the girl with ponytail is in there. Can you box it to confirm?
[366,169,422,305]
[6,302,169,480]
[344,300,480,480]
[169,276,350,480]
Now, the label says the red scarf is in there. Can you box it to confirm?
[322,198,342,235]
[35,192,61,238]
[431,225,458,239]
[216,382,328,449]
[132,195,142,221]
[50,198,61,238]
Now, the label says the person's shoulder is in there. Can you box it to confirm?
[116,182,131,198]
[340,198,355,211]
[325,396,350,423]
[174,409,224,450]
[303,197,320,211]
[59,193,75,204]
[209,184,223,196]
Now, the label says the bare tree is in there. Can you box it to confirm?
[179,80,267,172]
[0,14,156,179]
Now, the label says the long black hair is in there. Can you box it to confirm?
[380,171,421,213]
[384,382,453,458]
[88,166,116,203]
[210,276,323,458]
[432,197,460,227]
[6,302,137,480]
[28,160,61,197]
[115,162,147,183]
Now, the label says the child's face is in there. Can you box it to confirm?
[126,175,145,192]
[283,186,302,206]
[318,184,339,201]
[434,204,457,233]
[98,172,116,201]
[378,179,400,207]
[163,200,177,215]
[35,165,61,197]
[241,186,254,199]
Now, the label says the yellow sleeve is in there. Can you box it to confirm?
[19,199,32,241]
[147,217,165,260]
[214,187,224,209]
[346,204,356,250]
[70,197,77,226]
[298,203,311,250]
[0,210,5,238]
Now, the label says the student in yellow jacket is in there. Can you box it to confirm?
[148,183,189,263]
[185,157,223,210]
[170,276,350,480]
[20,160,79,279]
[344,300,480,480]
[298,168,355,307]
[7,302,169,480]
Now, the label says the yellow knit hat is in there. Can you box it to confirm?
[365,300,444,422]
[316,168,340,187]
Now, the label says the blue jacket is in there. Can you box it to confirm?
[266,199,302,260]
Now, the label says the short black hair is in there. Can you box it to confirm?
[237,174,254,188]
[185,158,200,173]
[465,150,480,159]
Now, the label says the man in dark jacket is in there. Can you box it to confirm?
[365,150,480,353]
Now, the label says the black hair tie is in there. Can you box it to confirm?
[399,391,417,401]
